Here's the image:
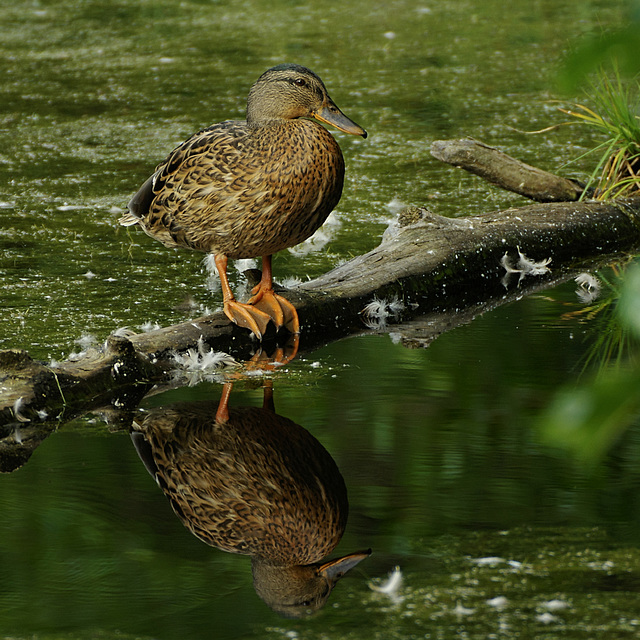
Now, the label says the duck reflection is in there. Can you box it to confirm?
[130,380,369,617]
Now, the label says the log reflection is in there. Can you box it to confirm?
[131,380,370,617]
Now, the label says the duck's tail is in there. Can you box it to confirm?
[119,211,140,226]
[120,173,156,226]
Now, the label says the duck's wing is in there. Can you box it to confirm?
[123,120,248,218]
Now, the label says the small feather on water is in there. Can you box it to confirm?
[452,602,475,617]
[201,254,222,293]
[369,566,403,603]
[501,249,552,276]
[288,212,342,257]
[173,336,238,372]
[575,272,600,291]
[541,599,569,611]
[385,197,406,214]
[517,247,552,275]
[138,321,161,333]
[75,333,98,351]
[501,247,552,287]
[486,596,508,609]
[13,397,31,423]
[111,326,138,338]
[574,272,601,303]
[536,612,558,624]
[362,295,405,329]
[472,556,506,566]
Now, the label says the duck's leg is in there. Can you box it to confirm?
[215,254,271,339]
[215,382,234,424]
[247,255,300,334]
[262,378,275,412]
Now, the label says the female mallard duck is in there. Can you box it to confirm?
[120,63,366,338]
[131,381,370,617]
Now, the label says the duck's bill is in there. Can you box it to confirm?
[318,549,372,583]
[314,104,367,138]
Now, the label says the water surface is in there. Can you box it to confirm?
[1,1,639,638]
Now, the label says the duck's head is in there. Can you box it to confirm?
[247,63,367,138]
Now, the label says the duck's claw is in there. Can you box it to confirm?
[223,300,271,339]
[248,288,300,334]
[274,292,300,335]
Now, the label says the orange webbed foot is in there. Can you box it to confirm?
[248,287,300,334]
[223,299,272,339]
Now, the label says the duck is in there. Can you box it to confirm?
[130,381,370,617]
[120,63,367,339]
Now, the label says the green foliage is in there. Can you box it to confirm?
[558,0,640,92]
[618,259,640,334]
[541,1,640,463]
[558,25,640,93]
[540,262,640,464]
[540,364,640,465]
[559,70,640,199]
[577,262,640,372]
[555,1,640,199]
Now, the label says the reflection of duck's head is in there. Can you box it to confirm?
[131,383,369,617]
[252,551,371,618]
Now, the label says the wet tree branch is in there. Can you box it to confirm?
[430,138,585,202]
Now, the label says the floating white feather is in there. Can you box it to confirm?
[362,295,405,329]
[368,565,404,603]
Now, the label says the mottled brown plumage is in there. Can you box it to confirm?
[130,382,370,617]
[121,63,366,338]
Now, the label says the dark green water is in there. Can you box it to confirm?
[1,0,640,638]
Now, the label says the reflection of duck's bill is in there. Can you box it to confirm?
[319,549,372,584]
[313,103,368,138]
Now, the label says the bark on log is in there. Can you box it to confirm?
[430,138,585,202]
[2,138,640,444]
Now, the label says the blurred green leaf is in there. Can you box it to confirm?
[618,261,640,337]
[558,25,640,93]
[540,365,640,464]
[540,260,640,464]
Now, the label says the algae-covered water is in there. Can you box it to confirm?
[1,0,640,638]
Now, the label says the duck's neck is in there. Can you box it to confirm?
[246,91,308,124]
[246,113,290,128]
[251,558,320,607]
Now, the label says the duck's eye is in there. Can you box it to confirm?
[294,78,307,87]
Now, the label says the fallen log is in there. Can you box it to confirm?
[2,140,640,439]
[2,198,639,432]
